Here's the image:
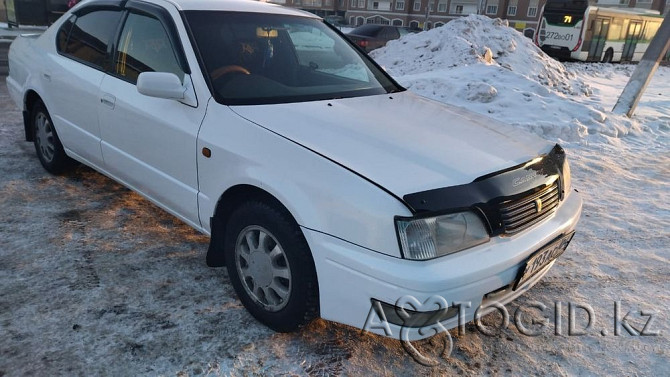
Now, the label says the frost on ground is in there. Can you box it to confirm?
[1,15,669,376]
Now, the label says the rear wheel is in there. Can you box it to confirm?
[32,101,72,174]
[224,200,319,332]
[602,48,614,63]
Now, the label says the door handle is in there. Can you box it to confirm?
[100,94,116,109]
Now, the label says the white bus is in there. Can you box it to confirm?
[535,0,664,62]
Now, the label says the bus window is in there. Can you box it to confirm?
[643,21,660,42]
[542,0,586,26]
[545,12,582,26]
[608,18,623,41]
[622,19,629,37]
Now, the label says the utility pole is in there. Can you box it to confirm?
[612,15,670,117]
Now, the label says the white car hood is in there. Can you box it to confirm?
[230,91,552,197]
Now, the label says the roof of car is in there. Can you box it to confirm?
[160,0,318,17]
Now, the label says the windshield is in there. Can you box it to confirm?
[184,11,402,105]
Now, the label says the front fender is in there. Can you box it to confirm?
[197,101,412,258]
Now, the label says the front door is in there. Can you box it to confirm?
[588,18,610,61]
[97,10,205,227]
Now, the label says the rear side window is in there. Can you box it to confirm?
[56,16,74,52]
[64,10,122,69]
[114,13,184,84]
[381,27,399,39]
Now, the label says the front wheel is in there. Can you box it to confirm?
[224,200,319,332]
[32,101,72,174]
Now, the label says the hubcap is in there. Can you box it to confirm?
[235,225,292,311]
[35,112,55,163]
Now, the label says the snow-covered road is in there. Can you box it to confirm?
[1,16,668,376]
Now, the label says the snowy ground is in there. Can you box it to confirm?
[1,15,668,376]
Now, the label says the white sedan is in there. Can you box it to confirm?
[6,0,582,339]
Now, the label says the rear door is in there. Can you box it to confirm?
[97,2,206,227]
[49,6,123,167]
[622,21,642,62]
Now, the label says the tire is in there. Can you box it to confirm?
[224,200,319,332]
[32,101,72,174]
[602,48,614,63]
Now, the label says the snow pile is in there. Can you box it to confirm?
[368,15,667,142]
[371,15,589,96]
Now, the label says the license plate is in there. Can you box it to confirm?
[514,231,575,290]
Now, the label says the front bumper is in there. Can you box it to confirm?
[302,188,582,340]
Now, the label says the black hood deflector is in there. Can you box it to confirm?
[402,144,568,236]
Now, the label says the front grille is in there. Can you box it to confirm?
[499,182,560,235]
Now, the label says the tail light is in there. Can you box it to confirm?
[572,21,586,52]
[357,40,369,48]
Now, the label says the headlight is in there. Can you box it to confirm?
[396,211,490,260]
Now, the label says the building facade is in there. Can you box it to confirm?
[269,0,348,18]
[269,0,667,35]
[344,0,542,33]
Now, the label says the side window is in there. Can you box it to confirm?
[114,12,184,85]
[56,15,74,53]
[383,27,400,39]
[643,21,660,41]
[64,10,122,69]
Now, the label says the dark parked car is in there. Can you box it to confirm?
[346,25,420,52]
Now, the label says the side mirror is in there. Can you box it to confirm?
[137,72,186,100]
